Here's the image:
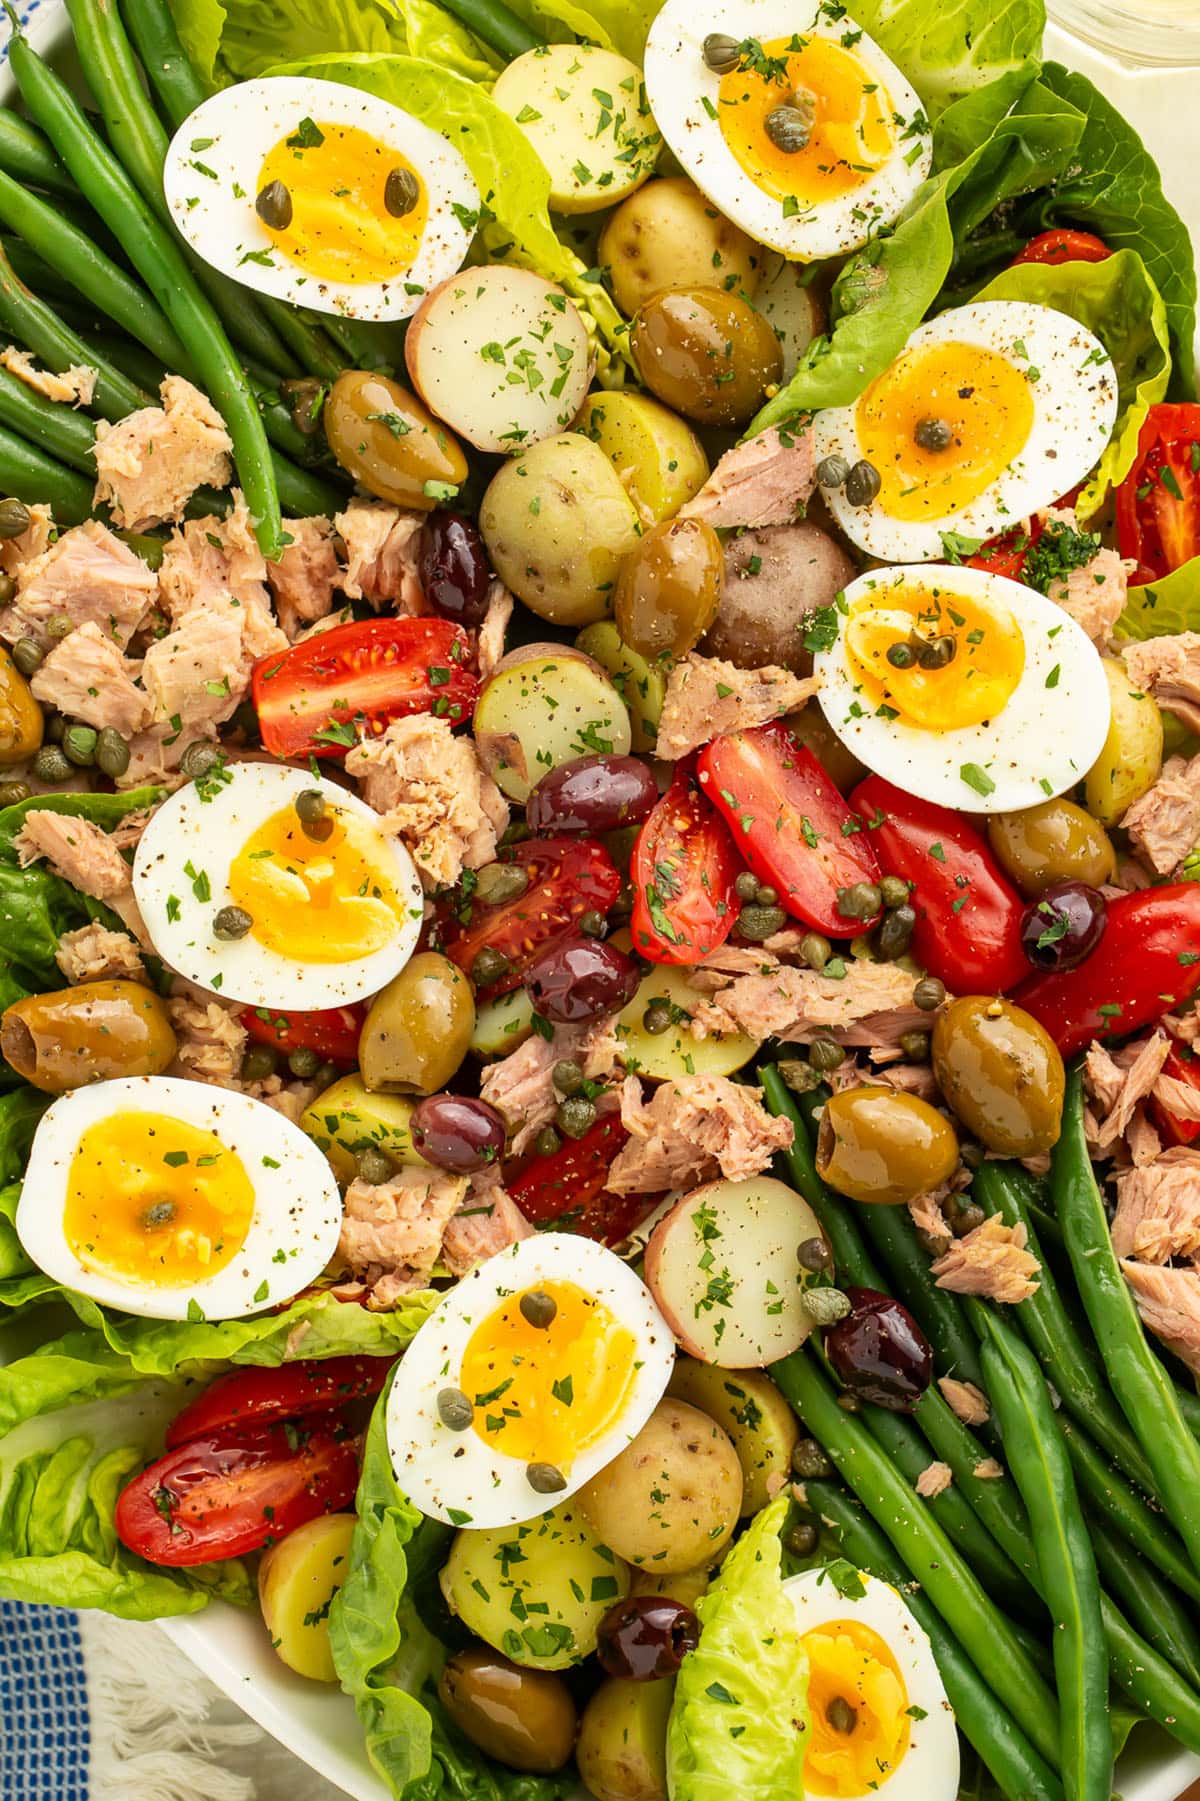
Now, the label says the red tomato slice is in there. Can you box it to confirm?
[165,1358,390,1449]
[1115,403,1200,586]
[441,837,621,994]
[506,1114,651,1245]
[967,518,1042,583]
[115,1421,360,1566]
[1012,229,1110,267]
[253,618,478,760]
[240,1003,365,1064]
[630,762,741,966]
[1150,1043,1200,1148]
[698,724,882,934]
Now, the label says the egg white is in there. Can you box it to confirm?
[783,1566,959,1801]
[132,762,424,1010]
[814,301,1119,560]
[15,1076,343,1322]
[643,0,932,261]
[388,1234,675,1530]
[813,564,1112,813]
[163,76,478,321]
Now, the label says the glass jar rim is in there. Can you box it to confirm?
[1047,0,1200,67]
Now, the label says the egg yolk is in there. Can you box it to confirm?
[855,338,1035,522]
[802,1618,912,1798]
[256,121,428,285]
[63,1110,255,1287]
[717,35,894,209]
[228,802,406,965]
[459,1280,638,1470]
[845,585,1025,731]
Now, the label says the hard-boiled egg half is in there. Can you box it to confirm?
[163,76,478,321]
[813,564,1112,812]
[132,762,423,1010]
[783,1566,958,1801]
[16,1076,342,1322]
[814,300,1119,561]
[644,0,931,261]
[388,1234,674,1529]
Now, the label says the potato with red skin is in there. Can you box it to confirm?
[576,1399,743,1574]
[702,524,854,673]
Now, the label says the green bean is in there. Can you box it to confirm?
[803,1480,1065,1801]
[432,0,542,59]
[763,1067,886,1277]
[86,331,170,394]
[1052,1065,1200,1574]
[0,367,97,474]
[978,1307,1111,1801]
[773,1350,1063,1770]
[0,106,73,197]
[257,301,345,385]
[1088,1511,1200,1694]
[973,1161,1158,1496]
[1058,1415,1200,1608]
[855,1197,987,1391]
[0,239,149,419]
[0,420,94,521]
[320,311,405,374]
[8,19,283,558]
[1171,1380,1200,1445]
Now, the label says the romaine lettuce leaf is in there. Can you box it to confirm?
[667,1497,809,1801]
[1114,556,1200,643]
[847,0,1045,118]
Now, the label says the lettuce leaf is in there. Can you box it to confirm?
[197,0,404,81]
[973,248,1170,517]
[170,0,227,85]
[393,0,501,81]
[847,0,1045,117]
[1114,556,1200,643]
[667,1497,809,1801]
[0,1087,52,1305]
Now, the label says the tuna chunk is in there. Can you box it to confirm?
[1,520,156,648]
[338,1169,469,1306]
[606,1073,793,1195]
[346,713,508,888]
[481,1019,619,1155]
[704,523,854,674]
[1038,513,1131,646]
[1120,753,1200,875]
[141,605,248,733]
[0,345,96,407]
[656,654,820,759]
[1082,1030,1172,1151]
[1121,632,1200,737]
[93,377,233,530]
[167,988,246,1086]
[441,1170,534,1276]
[938,1377,990,1426]
[1121,1260,1200,1377]
[14,809,132,903]
[476,579,513,682]
[688,960,922,1043]
[160,494,268,623]
[679,423,816,530]
[1112,1148,1200,1263]
[30,620,151,736]
[336,500,425,612]
[931,1215,1040,1304]
[914,1461,953,1499]
[267,516,341,641]
[55,921,147,985]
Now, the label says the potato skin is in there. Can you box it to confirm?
[703,523,855,673]
[667,1361,799,1517]
[576,1399,743,1574]
[258,1513,357,1682]
[599,177,764,317]
[576,1676,673,1801]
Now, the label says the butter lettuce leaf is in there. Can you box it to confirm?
[667,1497,809,1801]
[1115,556,1200,643]
[847,0,1045,117]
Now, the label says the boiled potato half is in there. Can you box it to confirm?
[494,45,660,215]
[474,643,632,804]
[576,1676,674,1801]
[754,255,826,383]
[299,1073,421,1186]
[574,621,666,754]
[259,1513,357,1683]
[1085,655,1164,824]
[668,1360,799,1517]
[598,175,764,316]
[576,1397,743,1574]
[613,962,756,1083]
[470,986,535,1059]
[575,391,709,525]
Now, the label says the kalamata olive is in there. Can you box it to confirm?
[527,754,659,836]
[324,371,467,510]
[411,1094,507,1171]
[825,1287,933,1411]
[524,935,639,1023]
[631,287,783,428]
[816,1086,959,1205]
[1019,880,1106,972]
[438,1648,577,1774]
[595,1595,700,1681]
[614,515,724,659]
[417,511,491,626]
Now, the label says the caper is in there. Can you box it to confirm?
[11,636,43,677]
[642,1000,672,1035]
[791,1437,834,1480]
[385,165,421,218]
[255,179,293,230]
[784,1520,819,1557]
[470,945,511,987]
[953,1201,986,1237]
[827,1696,858,1735]
[32,744,71,783]
[879,875,909,911]
[578,908,606,938]
[804,1285,851,1326]
[886,640,917,670]
[737,902,786,941]
[875,903,916,960]
[241,1044,278,1082]
[816,453,851,491]
[280,377,327,436]
[356,1144,396,1185]
[917,634,957,670]
[808,1035,845,1073]
[0,779,30,807]
[797,1235,833,1273]
[45,613,72,641]
[295,788,333,841]
[519,1289,557,1330]
[556,1094,596,1139]
[764,102,812,154]
[701,30,741,71]
[552,1059,584,1096]
[843,459,882,507]
[43,712,64,743]
[837,1392,862,1412]
[180,739,221,780]
[0,571,13,604]
[914,416,953,452]
[437,1386,475,1431]
[838,880,882,922]
[757,885,779,907]
[62,723,98,767]
[142,1199,176,1229]
[913,976,946,1012]
[734,869,761,902]
[311,1060,339,1091]
[288,1046,321,1079]
[0,497,31,539]
[799,931,831,971]
[475,862,529,906]
[534,1126,562,1157]
[898,1029,931,1062]
[95,727,130,779]
[779,1057,822,1095]
[213,905,254,941]
[527,1461,568,1495]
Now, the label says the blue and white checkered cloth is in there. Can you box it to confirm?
[0,1602,89,1799]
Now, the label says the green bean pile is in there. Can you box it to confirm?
[760,1063,1200,1801]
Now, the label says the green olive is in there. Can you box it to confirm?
[323,371,468,510]
[359,951,475,1093]
[0,981,177,1093]
[931,996,1065,1157]
[0,645,42,767]
[437,1648,577,1774]
[815,1086,959,1206]
[614,516,723,660]
[987,799,1117,899]
[630,287,782,428]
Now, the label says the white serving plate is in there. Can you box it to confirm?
[4,4,1200,1795]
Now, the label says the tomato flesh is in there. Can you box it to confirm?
[1115,403,1200,586]
[253,618,477,760]
[1150,1044,1200,1148]
[441,837,621,994]
[240,1003,365,1064]
[506,1114,651,1245]
[165,1357,390,1449]
[1012,229,1110,267]
[630,762,741,966]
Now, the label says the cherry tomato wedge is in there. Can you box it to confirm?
[1012,885,1200,1058]
[115,1421,360,1566]
[852,775,1028,995]
[968,516,1044,583]
[698,724,882,933]
[1012,229,1110,267]
[506,1114,650,1245]
[253,618,477,760]
[1149,1043,1200,1148]
[631,762,741,966]
[1115,403,1200,586]
[240,1003,365,1064]
[165,1357,390,1449]
[442,837,620,994]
